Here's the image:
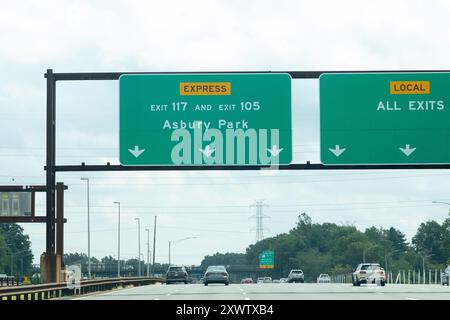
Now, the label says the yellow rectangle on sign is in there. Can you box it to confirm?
[180,82,231,96]
[390,81,430,94]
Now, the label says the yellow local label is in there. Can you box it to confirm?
[390,81,430,94]
[180,82,231,96]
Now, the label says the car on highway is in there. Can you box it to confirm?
[241,278,253,284]
[441,266,450,286]
[257,277,265,284]
[317,274,331,283]
[272,279,280,283]
[352,263,386,286]
[280,278,289,283]
[165,265,190,284]
[288,269,305,283]
[263,277,272,283]
[203,265,229,286]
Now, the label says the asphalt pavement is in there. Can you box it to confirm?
[73,283,450,300]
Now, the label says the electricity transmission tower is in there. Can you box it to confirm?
[250,200,269,242]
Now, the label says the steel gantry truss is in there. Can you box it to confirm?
[44,69,450,255]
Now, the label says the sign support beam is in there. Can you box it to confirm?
[49,163,450,171]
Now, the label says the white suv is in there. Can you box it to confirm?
[288,269,305,283]
[352,263,386,286]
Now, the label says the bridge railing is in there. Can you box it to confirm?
[0,276,165,300]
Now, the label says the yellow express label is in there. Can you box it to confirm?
[180,82,231,95]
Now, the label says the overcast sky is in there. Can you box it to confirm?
[1,0,450,266]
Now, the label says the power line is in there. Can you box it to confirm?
[33,198,450,209]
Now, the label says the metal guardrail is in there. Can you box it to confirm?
[0,276,165,300]
[0,277,21,287]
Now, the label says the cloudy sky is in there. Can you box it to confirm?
[1,0,450,266]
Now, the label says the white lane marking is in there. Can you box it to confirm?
[242,292,247,295]
[166,293,171,296]
[154,298,160,300]
[406,298,418,300]
[245,297,250,300]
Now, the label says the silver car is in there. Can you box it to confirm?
[203,265,229,286]
[288,269,305,283]
[352,263,386,286]
[441,266,449,286]
[317,274,331,283]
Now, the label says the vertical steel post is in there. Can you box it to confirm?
[56,183,65,260]
[46,69,56,254]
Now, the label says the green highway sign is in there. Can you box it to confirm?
[259,250,274,269]
[119,73,292,165]
[320,72,450,164]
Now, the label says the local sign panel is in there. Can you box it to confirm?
[119,73,292,166]
[320,72,450,164]
[259,250,274,269]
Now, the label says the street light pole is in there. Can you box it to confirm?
[134,218,141,277]
[169,241,171,266]
[145,228,150,277]
[114,201,121,278]
[363,244,377,263]
[81,177,91,279]
[169,237,198,266]
[151,216,157,276]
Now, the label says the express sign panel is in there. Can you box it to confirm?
[119,73,292,166]
[320,72,450,165]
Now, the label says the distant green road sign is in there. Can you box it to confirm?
[259,250,274,269]
[119,73,292,166]
[320,72,450,164]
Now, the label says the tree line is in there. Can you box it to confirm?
[201,213,450,282]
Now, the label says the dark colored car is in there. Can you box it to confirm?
[166,265,189,284]
[204,265,229,286]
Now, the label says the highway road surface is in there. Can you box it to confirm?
[73,283,450,300]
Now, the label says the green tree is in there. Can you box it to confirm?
[0,224,33,276]
[64,252,89,266]
[0,233,11,274]
[200,252,247,269]
[385,227,409,257]
[412,220,446,264]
